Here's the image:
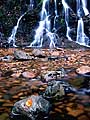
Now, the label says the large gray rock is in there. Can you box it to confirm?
[43,80,76,100]
[10,95,50,120]
[14,50,33,60]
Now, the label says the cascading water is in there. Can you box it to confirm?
[62,0,90,47]
[8,12,26,47]
[81,0,89,16]
[53,0,58,30]
[29,0,34,10]
[62,0,72,41]
[29,0,59,48]
[7,0,90,48]
[8,0,35,47]
[76,0,90,47]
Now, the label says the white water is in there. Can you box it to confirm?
[53,0,58,30]
[8,0,35,47]
[81,0,89,16]
[77,18,86,45]
[8,0,90,48]
[29,0,34,10]
[76,0,90,47]
[8,12,26,47]
[62,0,90,47]
[29,0,59,48]
[62,0,72,41]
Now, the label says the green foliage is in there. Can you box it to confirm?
[60,18,64,24]
[0,10,3,17]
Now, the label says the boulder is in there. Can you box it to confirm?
[10,95,50,120]
[32,49,45,57]
[14,50,33,60]
[43,80,76,100]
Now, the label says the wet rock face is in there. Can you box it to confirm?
[43,80,76,100]
[10,95,50,120]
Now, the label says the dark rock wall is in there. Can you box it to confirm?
[0,0,41,43]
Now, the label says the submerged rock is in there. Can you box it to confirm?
[22,71,37,79]
[32,49,45,57]
[76,66,90,77]
[10,95,50,120]
[0,55,13,62]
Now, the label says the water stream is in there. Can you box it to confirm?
[62,0,72,41]
[28,0,59,48]
[76,0,90,47]
[7,0,90,48]
[8,0,35,47]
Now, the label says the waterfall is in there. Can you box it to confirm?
[62,0,72,41]
[8,0,35,47]
[53,0,58,30]
[7,0,90,48]
[77,18,86,45]
[29,0,34,10]
[8,12,26,47]
[62,0,90,47]
[29,0,59,48]
[76,0,90,47]
[81,0,89,16]
[29,0,50,47]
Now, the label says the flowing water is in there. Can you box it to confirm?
[7,0,90,48]
[29,0,35,10]
[62,0,72,41]
[29,0,59,48]
[8,12,26,47]
[8,0,35,47]
[76,0,90,47]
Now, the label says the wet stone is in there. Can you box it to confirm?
[0,99,6,103]
[11,72,21,78]
[2,103,13,107]
[78,115,89,120]
[76,66,90,76]
[0,55,13,62]
[1,70,13,77]
[10,95,50,120]
[0,113,9,120]
[69,95,78,102]
[51,51,60,56]
[54,108,62,113]
[32,49,45,57]
[14,50,32,60]
[30,85,39,93]
[66,103,74,107]
[43,80,76,101]
[3,94,12,100]
[22,71,38,79]
[68,109,84,117]
[44,69,66,81]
